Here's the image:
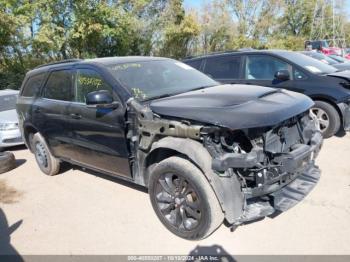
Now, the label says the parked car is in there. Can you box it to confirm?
[0,89,24,150]
[184,50,350,138]
[300,51,350,71]
[328,54,350,64]
[17,57,322,240]
[345,49,350,60]
[305,40,342,56]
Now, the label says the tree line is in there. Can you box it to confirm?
[0,0,349,90]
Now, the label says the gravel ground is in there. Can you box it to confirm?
[1,134,350,256]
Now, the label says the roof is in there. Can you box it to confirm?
[183,49,296,61]
[86,56,168,65]
[0,89,19,96]
[28,56,170,75]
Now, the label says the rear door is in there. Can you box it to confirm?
[203,55,244,84]
[67,67,131,178]
[33,69,74,157]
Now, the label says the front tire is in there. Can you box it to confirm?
[31,133,60,176]
[148,156,224,240]
[311,101,341,138]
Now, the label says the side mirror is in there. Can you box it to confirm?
[86,90,119,109]
[274,70,290,81]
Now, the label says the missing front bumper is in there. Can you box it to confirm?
[236,163,321,224]
[272,164,320,211]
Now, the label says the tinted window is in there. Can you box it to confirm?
[0,94,17,111]
[43,70,73,101]
[294,69,307,80]
[108,60,217,101]
[75,69,113,103]
[246,55,290,80]
[22,73,45,97]
[204,56,241,79]
[185,59,202,70]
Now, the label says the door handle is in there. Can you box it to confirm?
[33,108,41,113]
[70,113,82,119]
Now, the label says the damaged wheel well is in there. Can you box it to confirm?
[144,148,188,185]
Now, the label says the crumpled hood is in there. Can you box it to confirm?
[327,70,350,81]
[150,84,314,129]
[0,109,19,123]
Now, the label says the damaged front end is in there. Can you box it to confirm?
[127,97,322,227]
[203,112,323,224]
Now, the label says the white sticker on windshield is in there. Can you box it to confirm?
[305,65,322,73]
[174,62,195,70]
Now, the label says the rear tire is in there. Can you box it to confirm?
[31,133,60,176]
[148,156,224,240]
[311,101,341,138]
[0,152,16,174]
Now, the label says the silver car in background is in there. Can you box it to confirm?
[0,89,23,150]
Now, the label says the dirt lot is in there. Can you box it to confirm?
[1,134,350,256]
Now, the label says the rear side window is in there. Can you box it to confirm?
[185,59,202,70]
[43,70,74,101]
[21,73,45,97]
[204,56,241,79]
[75,69,113,103]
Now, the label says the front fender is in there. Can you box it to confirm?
[145,136,244,224]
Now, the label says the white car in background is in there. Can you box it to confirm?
[0,89,24,150]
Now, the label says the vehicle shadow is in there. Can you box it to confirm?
[0,208,23,261]
[2,145,27,152]
[15,159,26,169]
[188,245,236,262]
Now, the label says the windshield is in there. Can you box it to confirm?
[330,55,348,63]
[0,94,17,112]
[107,60,218,101]
[305,52,338,65]
[280,52,338,74]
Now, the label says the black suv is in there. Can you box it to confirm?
[17,57,322,240]
[184,50,350,138]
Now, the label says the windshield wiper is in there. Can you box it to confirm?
[188,84,217,92]
[142,85,217,102]
[142,93,174,102]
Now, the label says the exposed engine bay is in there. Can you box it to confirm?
[126,98,323,225]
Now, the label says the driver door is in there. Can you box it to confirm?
[243,55,296,91]
[67,67,131,178]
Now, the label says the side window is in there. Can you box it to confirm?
[75,69,113,103]
[204,56,241,79]
[43,70,74,101]
[245,55,291,80]
[185,59,202,70]
[21,73,45,97]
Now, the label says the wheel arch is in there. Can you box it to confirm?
[23,124,39,152]
[309,95,343,120]
[143,136,245,224]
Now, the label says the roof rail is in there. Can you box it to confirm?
[184,48,256,60]
[34,59,83,69]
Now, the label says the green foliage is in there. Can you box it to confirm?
[0,0,349,90]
